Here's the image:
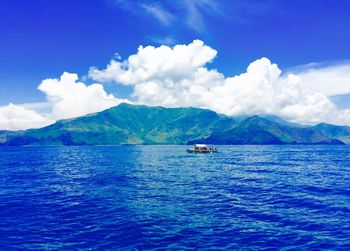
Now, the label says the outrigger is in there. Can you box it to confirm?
[187,144,218,153]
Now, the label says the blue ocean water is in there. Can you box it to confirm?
[0,145,350,250]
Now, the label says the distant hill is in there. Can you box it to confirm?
[195,115,343,145]
[311,123,350,144]
[0,130,24,144]
[1,103,348,145]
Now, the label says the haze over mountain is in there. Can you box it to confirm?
[1,103,349,146]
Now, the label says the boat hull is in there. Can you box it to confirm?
[187,149,218,153]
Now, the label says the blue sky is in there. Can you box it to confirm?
[1,0,350,130]
[1,0,350,104]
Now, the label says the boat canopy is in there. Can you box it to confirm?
[194,144,208,148]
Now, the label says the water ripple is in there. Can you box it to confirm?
[0,145,350,249]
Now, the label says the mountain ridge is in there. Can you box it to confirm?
[1,103,349,145]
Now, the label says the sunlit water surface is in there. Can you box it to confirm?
[1,145,350,250]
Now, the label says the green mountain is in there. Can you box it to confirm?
[311,123,350,144]
[197,116,342,144]
[261,115,306,128]
[1,103,347,145]
[0,130,24,144]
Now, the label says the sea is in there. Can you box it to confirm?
[0,145,350,250]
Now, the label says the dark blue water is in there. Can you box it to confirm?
[1,145,350,250]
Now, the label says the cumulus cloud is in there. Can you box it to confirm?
[289,62,350,97]
[0,103,53,131]
[89,40,350,126]
[2,40,350,131]
[89,39,217,85]
[38,72,129,120]
[0,72,129,130]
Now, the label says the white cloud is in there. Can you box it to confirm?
[182,0,220,32]
[148,36,176,46]
[38,72,129,120]
[0,103,53,131]
[2,40,350,131]
[114,0,219,33]
[0,72,130,130]
[289,62,350,97]
[90,40,350,126]
[89,39,217,85]
[18,102,52,117]
[142,3,174,26]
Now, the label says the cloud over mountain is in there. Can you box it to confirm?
[0,103,53,131]
[1,40,350,131]
[38,72,128,120]
[0,72,129,130]
[289,62,350,97]
[90,40,350,126]
[89,40,217,85]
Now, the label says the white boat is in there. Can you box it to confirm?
[187,144,218,153]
